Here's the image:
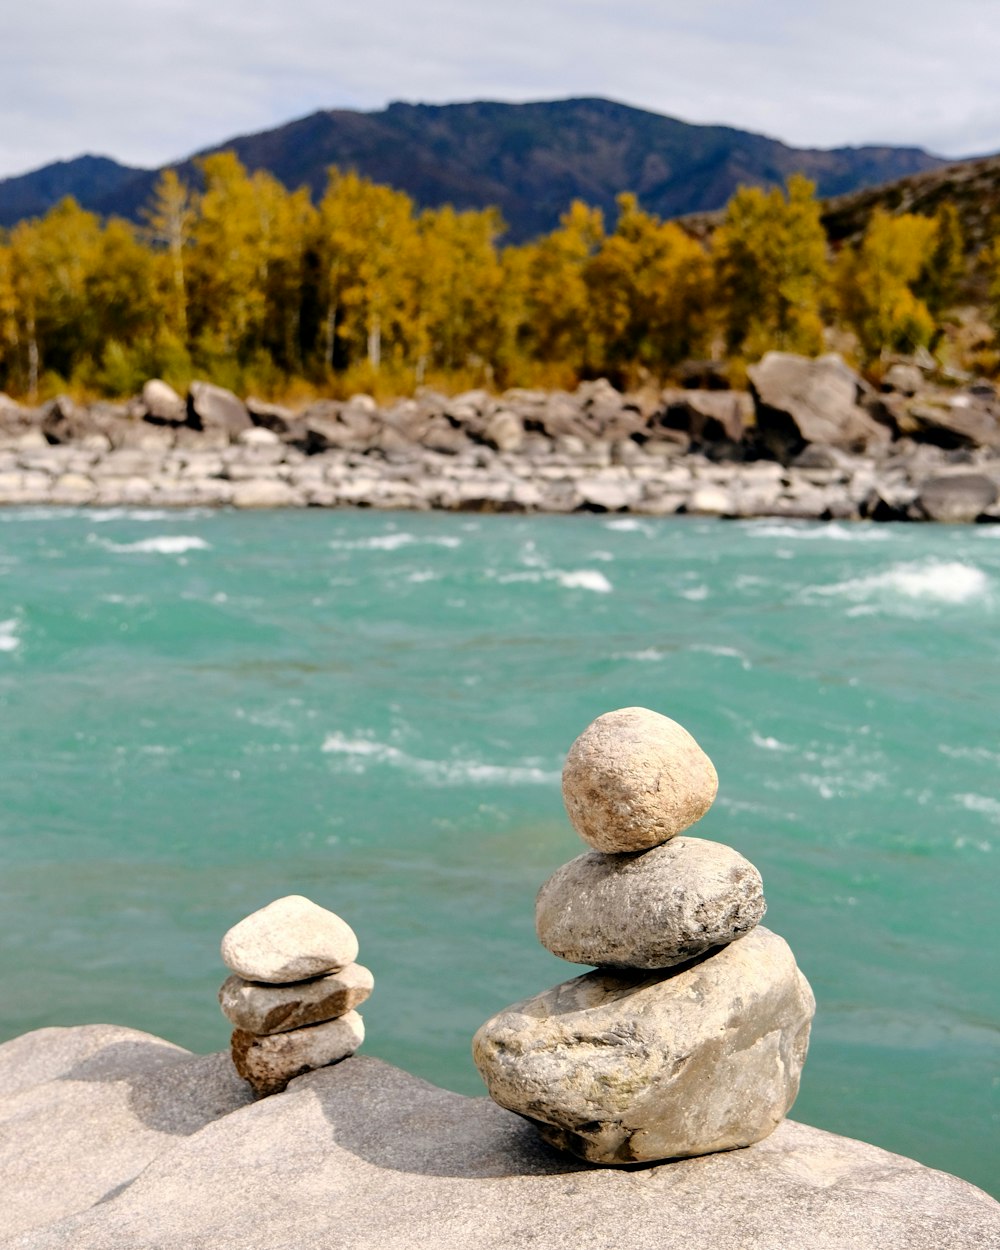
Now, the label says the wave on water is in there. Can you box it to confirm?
[745,521,890,543]
[329,532,461,551]
[603,518,653,534]
[97,535,211,554]
[751,730,794,752]
[553,569,613,592]
[321,732,560,786]
[0,618,19,652]
[803,560,990,607]
[493,567,613,593]
[614,647,666,662]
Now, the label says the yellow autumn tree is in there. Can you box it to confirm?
[713,174,829,360]
[143,169,196,340]
[585,193,711,380]
[515,200,604,377]
[409,205,506,381]
[836,208,938,361]
[313,169,419,378]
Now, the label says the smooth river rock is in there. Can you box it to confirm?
[3,1041,998,1250]
[562,707,719,852]
[473,926,814,1165]
[220,895,359,984]
[535,837,766,968]
[219,963,374,1034]
[231,1011,365,1097]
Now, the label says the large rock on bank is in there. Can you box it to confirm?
[535,837,766,969]
[748,352,890,463]
[915,472,999,522]
[2,1030,998,1250]
[473,926,814,1165]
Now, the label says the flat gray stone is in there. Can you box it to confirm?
[220,894,359,984]
[231,1011,365,1097]
[219,963,374,1034]
[562,707,718,852]
[474,926,814,1165]
[5,1048,997,1250]
[535,837,766,968]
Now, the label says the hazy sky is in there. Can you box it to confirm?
[3,0,1000,179]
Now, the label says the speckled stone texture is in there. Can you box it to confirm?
[562,707,718,852]
[473,926,814,1165]
[4,1042,998,1250]
[219,963,373,1035]
[535,836,766,968]
[220,895,359,984]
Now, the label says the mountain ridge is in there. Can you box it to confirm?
[0,97,950,240]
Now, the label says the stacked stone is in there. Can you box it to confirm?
[219,894,372,1097]
[473,706,816,1166]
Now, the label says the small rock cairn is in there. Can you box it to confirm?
[219,894,372,1097]
[473,707,816,1166]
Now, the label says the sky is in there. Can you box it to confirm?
[3,0,1000,179]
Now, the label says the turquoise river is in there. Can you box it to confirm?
[0,507,997,1197]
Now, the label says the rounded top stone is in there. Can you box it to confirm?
[562,707,718,852]
[220,895,359,984]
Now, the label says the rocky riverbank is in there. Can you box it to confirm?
[3,352,1000,521]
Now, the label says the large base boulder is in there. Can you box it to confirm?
[748,352,890,463]
[473,926,814,1165]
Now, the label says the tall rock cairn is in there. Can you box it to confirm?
[473,706,816,1166]
[219,894,372,1097]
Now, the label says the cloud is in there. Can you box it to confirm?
[2,0,999,178]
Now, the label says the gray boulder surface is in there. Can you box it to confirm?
[219,963,374,1034]
[186,381,253,437]
[141,379,186,424]
[0,1025,251,1239]
[220,894,359,983]
[915,472,999,522]
[535,837,766,969]
[748,352,890,462]
[3,1031,998,1250]
[562,707,718,853]
[473,926,814,1165]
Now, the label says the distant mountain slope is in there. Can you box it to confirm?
[821,152,1000,253]
[0,154,143,228]
[0,98,949,240]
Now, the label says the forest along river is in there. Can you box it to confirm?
[0,507,997,1196]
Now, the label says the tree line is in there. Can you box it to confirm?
[0,154,986,402]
